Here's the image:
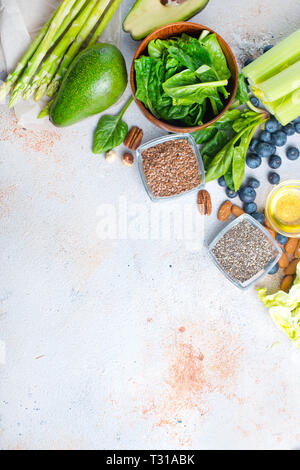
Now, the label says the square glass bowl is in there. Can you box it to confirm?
[136,133,205,202]
[208,213,282,290]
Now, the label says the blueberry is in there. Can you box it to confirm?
[244,202,257,214]
[293,117,300,124]
[226,187,238,199]
[239,186,256,203]
[286,147,300,160]
[244,58,253,67]
[256,142,276,158]
[249,138,259,153]
[259,131,272,143]
[271,131,287,147]
[276,233,289,245]
[283,123,295,136]
[250,96,260,107]
[268,263,279,275]
[265,118,281,133]
[268,172,280,185]
[248,177,260,189]
[263,45,274,53]
[252,212,266,224]
[296,123,300,134]
[218,176,227,187]
[246,153,262,169]
[268,155,282,169]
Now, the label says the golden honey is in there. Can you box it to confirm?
[266,181,300,237]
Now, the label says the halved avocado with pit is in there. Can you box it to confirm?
[123,0,210,40]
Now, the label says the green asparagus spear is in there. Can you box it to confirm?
[47,0,111,98]
[37,100,54,119]
[88,0,123,47]
[9,0,78,108]
[25,0,98,101]
[0,12,56,101]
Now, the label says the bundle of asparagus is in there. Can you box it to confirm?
[0,0,123,113]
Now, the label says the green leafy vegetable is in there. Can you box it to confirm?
[235,73,250,105]
[166,35,212,72]
[205,111,267,189]
[93,97,133,154]
[163,69,228,105]
[202,130,229,159]
[134,32,231,126]
[148,39,165,59]
[191,127,218,144]
[258,263,300,348]
[201,33,231,81]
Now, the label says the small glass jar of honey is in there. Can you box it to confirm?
[266,180,300,238]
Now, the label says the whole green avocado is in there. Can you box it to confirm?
[50,44,128,127]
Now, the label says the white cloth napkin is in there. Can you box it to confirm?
[0,0,121,129]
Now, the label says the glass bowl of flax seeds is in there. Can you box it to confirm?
[136,134,205,201]
[208,214,282,289]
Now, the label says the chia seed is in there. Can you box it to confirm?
[212,219,276,283]
[142,139,201,198]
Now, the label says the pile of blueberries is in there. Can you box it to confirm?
[217,47,300,275]
[245,115,300,183]
[218,114,300,216]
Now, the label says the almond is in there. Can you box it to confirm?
[294,240,300,259]
[197,190,212,216]
[285,238,298,256]
[284,259,300,275]
[218,200,232,222]
[231,205,245,217]
[281,275,295,293]
[278,252,289,269]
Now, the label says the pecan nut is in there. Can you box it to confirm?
[197,190,212,216]
[124,126,143,150]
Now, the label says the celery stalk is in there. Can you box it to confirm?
[255,60,300,103]
[243,29,300,84]
[272,88,300,125]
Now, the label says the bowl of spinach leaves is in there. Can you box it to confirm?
[131,22,238,133]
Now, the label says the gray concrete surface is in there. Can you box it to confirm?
[0,0,300,450]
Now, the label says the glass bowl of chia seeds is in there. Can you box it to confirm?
[208,214,282,289]
[136,134,205,202]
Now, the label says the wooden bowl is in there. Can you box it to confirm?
[131,22,239,134]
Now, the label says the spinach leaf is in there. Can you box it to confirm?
[163,69,228,105]
[202,130,229,158]
[148,39,165,59]
[224,164,235,191]
[205,141,234,182]
[201,34,231,80]
[235,73,249,105]
[213,109,241,130]
[135,56,164,119]
[203,154,213,170]
[181,104,204,127]
[166,35,212,72]
[93,97,133,154]
[191,127,218,145]
[232,111,261,133]
[232,128,254,190]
